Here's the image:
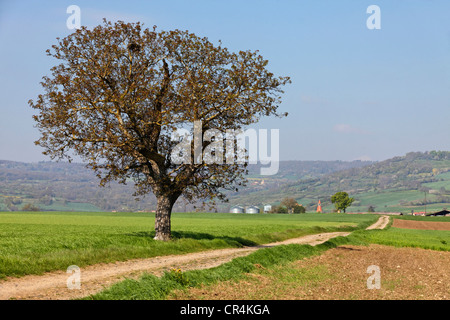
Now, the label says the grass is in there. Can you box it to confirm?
[0,211,376,279]
[38,200,103,212]
[349,227,450,251]
[346,215,450,251]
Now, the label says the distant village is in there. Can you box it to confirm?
[229,200,323,214]
[229,202,450,216]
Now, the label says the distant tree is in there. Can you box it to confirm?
[281,197,299,213]
[11,198,23,205]
[278,206,288,214]
[22,204,40,211]
[6,201,18,212]
[293,204,306,213]
[270,205,288,214]
[367,205,375,213]
[331,191,354,213]
[39,195,53,206]
[29,20,290,241]
[3,198,12,207]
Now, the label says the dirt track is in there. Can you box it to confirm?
[366,215,390,230]
[0,231,350,300]
[0,216,388,300]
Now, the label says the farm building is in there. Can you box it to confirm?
[263,204,272,213]
[427,209,450,217]
[246,205,260,214]
[229,205,244,214]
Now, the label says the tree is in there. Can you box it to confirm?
[293,204,306,213]
[270,205,288,214]
[22,204,41,211]
[39,195,53,206]
[281,197,298,214]
[29,20,290,241]
[331,191,354,213]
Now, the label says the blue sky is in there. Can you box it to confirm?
[1,0,450,162]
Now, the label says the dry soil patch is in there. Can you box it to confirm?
[393,219,450,231]
[173,244,450,300]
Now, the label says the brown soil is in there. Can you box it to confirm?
[392,219,450,231]
[173,244,450,300]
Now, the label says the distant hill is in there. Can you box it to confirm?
[0,159,372,212]
[228,151,450,214]
[2,151,450,214]
[0,160,153,212]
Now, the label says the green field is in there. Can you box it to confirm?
[355,190,425,207]
[1,210,448,300]
[424,171,450,190]
[349,215,450,251]
[0,211,377,279]
[352,228,450,251]
[334,189,448,213]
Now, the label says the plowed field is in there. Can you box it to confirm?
[392,219,450,230]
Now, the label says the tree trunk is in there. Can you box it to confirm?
[154,194,175,241]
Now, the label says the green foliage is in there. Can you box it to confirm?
[331,192,354,213]
[166,268,190,286]
[271,205,288,213]
[280,197,298,212]
[293,204,306,213]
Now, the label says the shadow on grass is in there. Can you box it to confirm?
[335,246,363,251]
[125,230,258,247]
